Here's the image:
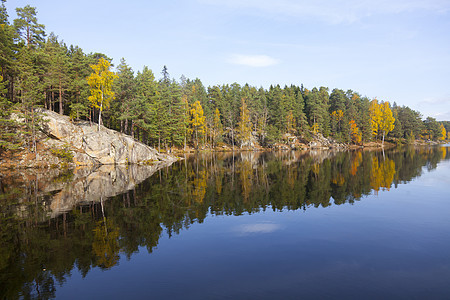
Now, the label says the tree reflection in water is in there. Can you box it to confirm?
[0,146,449,299]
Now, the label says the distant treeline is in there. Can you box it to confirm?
[0,3,448,154]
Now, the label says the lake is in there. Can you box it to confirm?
[1,145,450,299]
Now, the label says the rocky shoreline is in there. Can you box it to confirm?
[1,109,446,170]
[0,109,179,170]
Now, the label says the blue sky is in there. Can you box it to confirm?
[6,0,450,120]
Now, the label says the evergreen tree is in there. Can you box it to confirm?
[13,5,45,47]
[0,68,20,153]
[44,33,70,114]
[16,45,47,153]
[423,117,441,140]
[67,45,91,121]
[113,58,136,132]
[237,97,252,146]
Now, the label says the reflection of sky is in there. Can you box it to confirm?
[233,222,282,235]
[419,160,450,187]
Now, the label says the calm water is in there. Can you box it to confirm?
[1,146,450,299]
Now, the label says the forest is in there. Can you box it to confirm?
[0,2,448,155]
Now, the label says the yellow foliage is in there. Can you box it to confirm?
[369,99,395,141]
[350,151,362,176]
[86,58,118,111]
[370,156,396,193]
[349,119,362,144]
[439,124,446,141]
[379,101,395,135]
[311,123,319,135]
[332,172,345,186]
[190,101,206,147]
[331,109,344,121]
[369,99,381,137]
[286,111,296,134]
[192,169,207,203]
[92,219,120,269]
[240,160,253,202]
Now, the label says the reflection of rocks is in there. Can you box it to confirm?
[8,162,173,219]
[48,163,172,217]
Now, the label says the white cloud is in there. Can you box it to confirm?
[421,96,450,105]
[229,54,279,67]
[201,0,450,23]
[233,222,282,235]
[434,111,450,121]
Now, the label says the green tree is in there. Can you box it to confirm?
[237,97,252,147]
[44,33,70,114]
[15,46,46,153]
[13,5,45,47]
[0,68,20,153]
[67,45,91,121]
[113,58,136,133]
[423,117,441,140]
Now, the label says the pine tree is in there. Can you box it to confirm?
[13,5,45,47]
[44,33,70,114]
[113,58,136,132]
[16,46,46,153]
[0,68,20,153]
[67,45,91,121]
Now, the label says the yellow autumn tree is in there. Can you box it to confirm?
[190,100,206,149]
[87,58,118,131]
[439,124,446,141]
[331,109,344,133]
[349,119,362,144]
[369,99,395,146]
[369,99,381,138]
[379,101,395,145]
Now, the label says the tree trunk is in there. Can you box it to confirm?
[98,102,102,131]
[51,90,55,112]
[131,120,134,138]
[59,76,63,114]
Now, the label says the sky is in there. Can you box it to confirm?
[5,0,450,120]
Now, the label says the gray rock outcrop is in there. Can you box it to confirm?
[40,109,177,166]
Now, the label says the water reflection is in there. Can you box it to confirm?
[0,146,448,299]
